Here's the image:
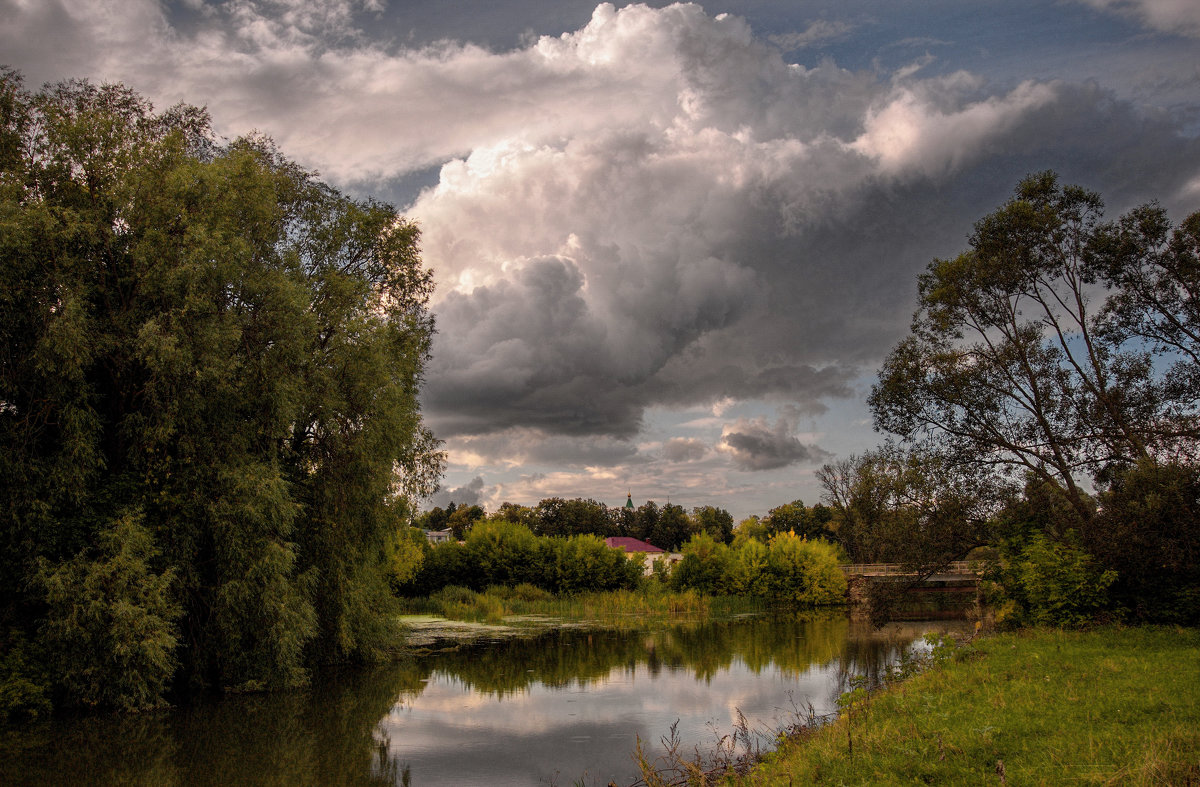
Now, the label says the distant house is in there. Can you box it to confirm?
[605,536,679,575]
[425,528,453,545]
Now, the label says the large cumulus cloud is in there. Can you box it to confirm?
[3,0,1198,498]
[408,3,1200,458]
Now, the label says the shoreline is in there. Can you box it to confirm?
[733,625,1200,785]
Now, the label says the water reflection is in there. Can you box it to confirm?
[0,614,962,786]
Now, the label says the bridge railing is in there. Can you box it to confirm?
[840,561,984,576]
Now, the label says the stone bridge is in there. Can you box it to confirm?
[840,562,984,621]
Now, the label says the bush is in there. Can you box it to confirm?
[411,541,475,593]
[990,532,1116,628]
[765,533,847,606]
[670,533,731,594]
[464,520,539,587]
[725,538,770,596]
[669,531,846,606]
[1089,461,1200,623]
[543,534,641,594]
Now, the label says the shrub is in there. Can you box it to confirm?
[992,532,1116,627]
[725,538,769,596]
[765,533,847,606]
[1089,460,1200,623]
[464,520,539,587]
[670,533,731,594]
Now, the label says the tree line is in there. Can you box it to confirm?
[415,497,835,550]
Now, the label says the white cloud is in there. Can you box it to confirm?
[851,76,1058,177]
[769,20,857,51]
[1076,0,1200,37]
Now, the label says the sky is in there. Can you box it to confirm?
[4,0,1199,519]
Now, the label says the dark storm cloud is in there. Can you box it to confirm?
[420,66,1199,450]
[720,417,830,471]
[428,475,487,509]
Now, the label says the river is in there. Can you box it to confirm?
[0,613,966,786]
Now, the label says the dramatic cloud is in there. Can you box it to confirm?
[719,417,829,471]
[4,0,1197,514]
[410,3,1199,457]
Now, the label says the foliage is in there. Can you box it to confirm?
[764,533,846,606]
[1091,460,1200,623]
[402,520,641,596]
[732,516,769,545]
[385,527,429,595]
[0,632,51,724]
[533,497,612,537]
[669,532,731,594]
[690,505,735,544]
[650,503,697,551]
[463,519,540,587]
[670,531,845,606]
[0,72,441,709]
[541,533,642,593]
[446,505,484,540]
[38,511,181,709]
[870,172,1200,524]
[723,538,770,596]
[415,502,484,540]
[489,502,538,530]
[762,500,834,541]
[988,532,1115,628]
[817,445,997,567]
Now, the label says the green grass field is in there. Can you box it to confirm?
[742,626,1200,785]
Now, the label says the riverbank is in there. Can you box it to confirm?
[396,585,774,651]
[398,585,765,628]
[740,626,1200,785]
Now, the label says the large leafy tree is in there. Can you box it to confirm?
[690,505,735,544]
[532,496,613,537]
[817,446,996,567]
[867,172,1200,624]
[761,500,834,541]
[870,172,1198,523]
[0,72,441,711]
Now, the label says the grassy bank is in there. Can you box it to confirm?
[742,626,1200,785]
[398,583,764,627]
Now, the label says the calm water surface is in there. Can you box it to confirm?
[0,614,964,786]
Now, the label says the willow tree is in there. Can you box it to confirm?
[0,71,441,714]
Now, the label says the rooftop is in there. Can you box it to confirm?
[604,536,664,554]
